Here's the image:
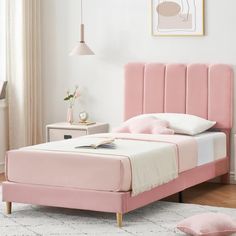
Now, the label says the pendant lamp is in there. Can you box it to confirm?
[69,0,94,56]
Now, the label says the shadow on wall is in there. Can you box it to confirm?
[0,81,7,99]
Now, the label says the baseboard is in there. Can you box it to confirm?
[211,172,236,184]
[0,163,5,173]
[230,172,236,184]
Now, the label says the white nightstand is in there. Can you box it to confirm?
[46,122,109,142]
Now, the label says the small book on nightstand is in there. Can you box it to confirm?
[75,138,116,149]
[78,121,96,125]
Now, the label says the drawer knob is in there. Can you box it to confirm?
[64,135,72,139]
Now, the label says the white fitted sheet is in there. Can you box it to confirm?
[195,132,226,166]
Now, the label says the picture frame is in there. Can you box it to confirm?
[151,0,205,36]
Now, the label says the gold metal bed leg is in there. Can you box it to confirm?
[116,213,123,227]
[6,202,12,214]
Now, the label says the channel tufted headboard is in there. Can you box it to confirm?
[124,63,233,130]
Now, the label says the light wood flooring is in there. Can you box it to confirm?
[165,182,236,208]
[0,173,5,182]
[1,173,236,208]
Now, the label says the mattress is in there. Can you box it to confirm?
[6,132,226,192]
[195,132,226,166]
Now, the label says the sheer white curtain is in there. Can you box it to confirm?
[6,0,42,148]
[0,0,6,82]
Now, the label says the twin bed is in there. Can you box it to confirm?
[2,63,233,227]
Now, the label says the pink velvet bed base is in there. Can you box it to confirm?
[2,63,233,223]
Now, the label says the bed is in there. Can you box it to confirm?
[2,63,233,227]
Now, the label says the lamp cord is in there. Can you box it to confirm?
[81,0,83,24]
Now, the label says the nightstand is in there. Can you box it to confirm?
[46,122,109,142]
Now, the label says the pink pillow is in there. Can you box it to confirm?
[113,117,174,134]
[177,213,236,236]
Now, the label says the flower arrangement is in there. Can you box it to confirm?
[64,86,80,124]
[64,86,80,108]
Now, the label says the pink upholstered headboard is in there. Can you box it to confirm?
[125,63,233,129]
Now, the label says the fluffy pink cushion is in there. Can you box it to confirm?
[113,117,174,134]
[177,213,236,236]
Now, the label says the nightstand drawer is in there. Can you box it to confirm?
[48,129,87,142]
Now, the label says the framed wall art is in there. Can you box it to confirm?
[151,0,205,36]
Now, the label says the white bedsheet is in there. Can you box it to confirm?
[195,132,226,166]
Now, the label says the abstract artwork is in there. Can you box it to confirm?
[151,0,204,36]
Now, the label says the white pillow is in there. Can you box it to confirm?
[128,113,216,135]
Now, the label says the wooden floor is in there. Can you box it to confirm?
[1,173,236,208]
[0,173,5,182]
[165,182,236,208]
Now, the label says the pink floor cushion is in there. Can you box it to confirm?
[113,117,174,134]
[177,212,236,236]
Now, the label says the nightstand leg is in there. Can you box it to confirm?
[6,202,12,214]
[116,213,122,227]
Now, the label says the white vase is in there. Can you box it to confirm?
[67,107,74,124]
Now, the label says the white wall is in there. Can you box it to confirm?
[41,0,236,171]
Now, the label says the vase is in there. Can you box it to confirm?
[67,107,74,124]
